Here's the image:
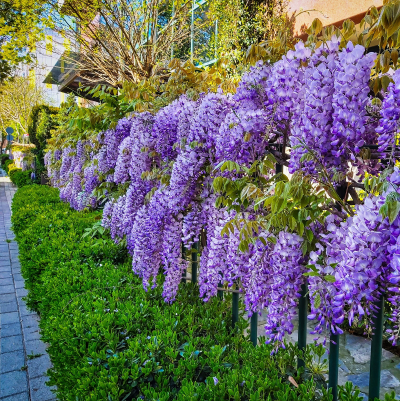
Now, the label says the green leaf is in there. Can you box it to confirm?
[297,221,304,236]
[388,200,400,223]
[305,229,314,242]
[301,240,307,255]
[314,293,321,309]
[324,275,336,283]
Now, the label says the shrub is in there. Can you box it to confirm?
[11,186,375,401]
[27,104,59,179]
[4,159,14,174]
[9,168,32,188]
[0,153,9,166]
[27,105,59,150]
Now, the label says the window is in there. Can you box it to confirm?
[192,1,217,65]
[61,59,65,73]
[170,0,218,67]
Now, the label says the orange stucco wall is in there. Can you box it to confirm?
[288,0,384,35]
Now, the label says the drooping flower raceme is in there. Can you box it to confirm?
[376,69,400,154]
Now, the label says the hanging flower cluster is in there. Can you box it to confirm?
[45,39,400,347]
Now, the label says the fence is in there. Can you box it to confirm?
[180,160,387,401]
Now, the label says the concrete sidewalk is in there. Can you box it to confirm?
[0,172,56,401]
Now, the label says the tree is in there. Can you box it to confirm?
[46,0,205,86]
[0,0,48,72]
[0,77,48,142]
[207,0,295,64]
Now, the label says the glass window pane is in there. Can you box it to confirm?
[193,2,215,65]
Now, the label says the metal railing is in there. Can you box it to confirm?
[180,160,387,401]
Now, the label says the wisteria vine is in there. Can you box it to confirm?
[45,39,400,348]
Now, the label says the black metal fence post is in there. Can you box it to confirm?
[181,243,186,283]
[329,333,339,401]
[218,282,223,299]
[297,284,308,368]
[250,313,258,346]
[369,294,384,400]
[232,285,239,328]
[191,241,198,284]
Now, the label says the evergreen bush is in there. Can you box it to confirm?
[9,185,378,401]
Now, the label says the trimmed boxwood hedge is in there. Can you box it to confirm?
[11,186,380,401]
[9,168,32,188]
[0,153,9,166]
[3,160,32,187]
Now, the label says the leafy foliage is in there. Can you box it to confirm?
[28,104,59,150]
[0,152,9,165]
[0,0,47,68]
[9,167,32,187]
[10,184,368,401]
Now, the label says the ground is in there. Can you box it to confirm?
[0,171,55,401]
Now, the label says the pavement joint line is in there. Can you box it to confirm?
[0,171,55,400]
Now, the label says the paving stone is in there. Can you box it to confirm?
[0,322,22,338]
[345,334,394,364]
[0,370,28,398]
[25,339,47,356]
[12,274,23,282]
[21,314,39,330]
[0,293,16,304]
[0,335,24,353]
[1,311,20,325]
[0,301,17,314]
[29,375,56,401]
[14,281,25,289]
[0,277,13,286]
[348,370,400,389]
[0,285,15,295]
[0,266,12,273]
[27,353,52,379]
[18,301,33,317]
[0,391,30,401]
[22,325,41,342]
[0,349,25,373]
[15,288,27,298]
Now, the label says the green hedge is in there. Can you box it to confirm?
[0,153,9,166]
[3,161,32,187]
[3,158,13,173]
[11,186,375,401]
[9,168,33,188]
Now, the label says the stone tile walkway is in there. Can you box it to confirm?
[0,171,56,401]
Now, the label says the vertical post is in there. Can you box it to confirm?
[170,1,175,59]
[191,241,198,284]
[250,312,258,346]
[190,0,195,63]
[329,333,339,401]
[369,294,384,401]
[232,285,239,328]
[218,282,223,300]
[297,284,308,368]
[214,19,218,59]
[181,243,186,283]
